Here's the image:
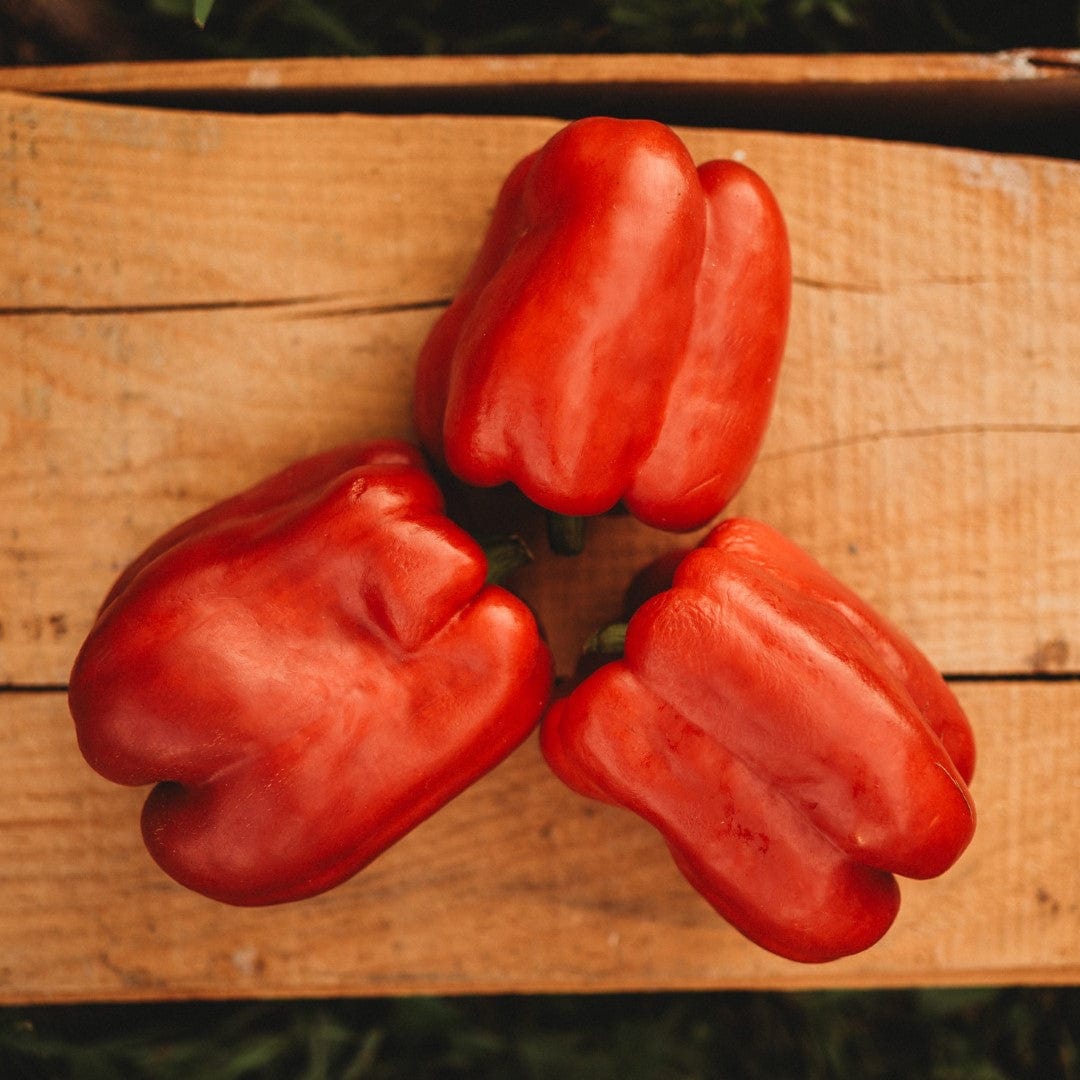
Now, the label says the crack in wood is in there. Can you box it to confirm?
[791,274,1079,293]
[0,684,68,693]
[280,297,451,321]
[0,296,450,319]
[760,422,1080,462]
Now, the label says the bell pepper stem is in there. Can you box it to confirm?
[584,622,628,660]
[547,513,587,557]
[481,535,534,587]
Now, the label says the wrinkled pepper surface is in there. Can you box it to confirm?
[541,518,976,963]
[69,441,553,906]
[415,116,791,533]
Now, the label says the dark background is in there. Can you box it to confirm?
[2,0,1079,64]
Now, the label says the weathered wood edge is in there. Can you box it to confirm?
[2,50,1078,96]
[1,51,1077,157]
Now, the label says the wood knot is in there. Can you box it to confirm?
[1030,638,1070,672]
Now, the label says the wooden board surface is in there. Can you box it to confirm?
[2,682,1078,1002]
[1,69,1079,1001]
[3,49,1078,96]
[4,51,1077,160]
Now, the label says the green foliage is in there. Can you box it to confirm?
[163,0,865,56]
[132,1,1078,58]
[3,988,1079,1080]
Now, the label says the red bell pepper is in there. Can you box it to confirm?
[69,440,553,906]
[541,518,976,963]
[414,116,790,545]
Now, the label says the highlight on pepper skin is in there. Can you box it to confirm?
[540,517,976,964]
[68,440,554,906]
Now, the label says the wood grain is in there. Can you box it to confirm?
[2,50,1077,96]
[1,69,1078,1000]
[5,51,1076,159]
[3,93,1077,682]
[0,682,1076,1003]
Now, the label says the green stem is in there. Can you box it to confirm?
[481,535,534,587]
[583,622,628,660]
[547,513,587,557]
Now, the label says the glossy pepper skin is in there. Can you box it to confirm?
[69,441,553,906]
[415,116,791,531]
[541,518,976,963]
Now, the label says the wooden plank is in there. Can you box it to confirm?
[2,99,520,310]
[2,93,1077,683]
[0,681,1076,1003]
[1,82,1078,1003]
[5,304,1076,683]
[3,52,1076,159]
[1,50,1077,97]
